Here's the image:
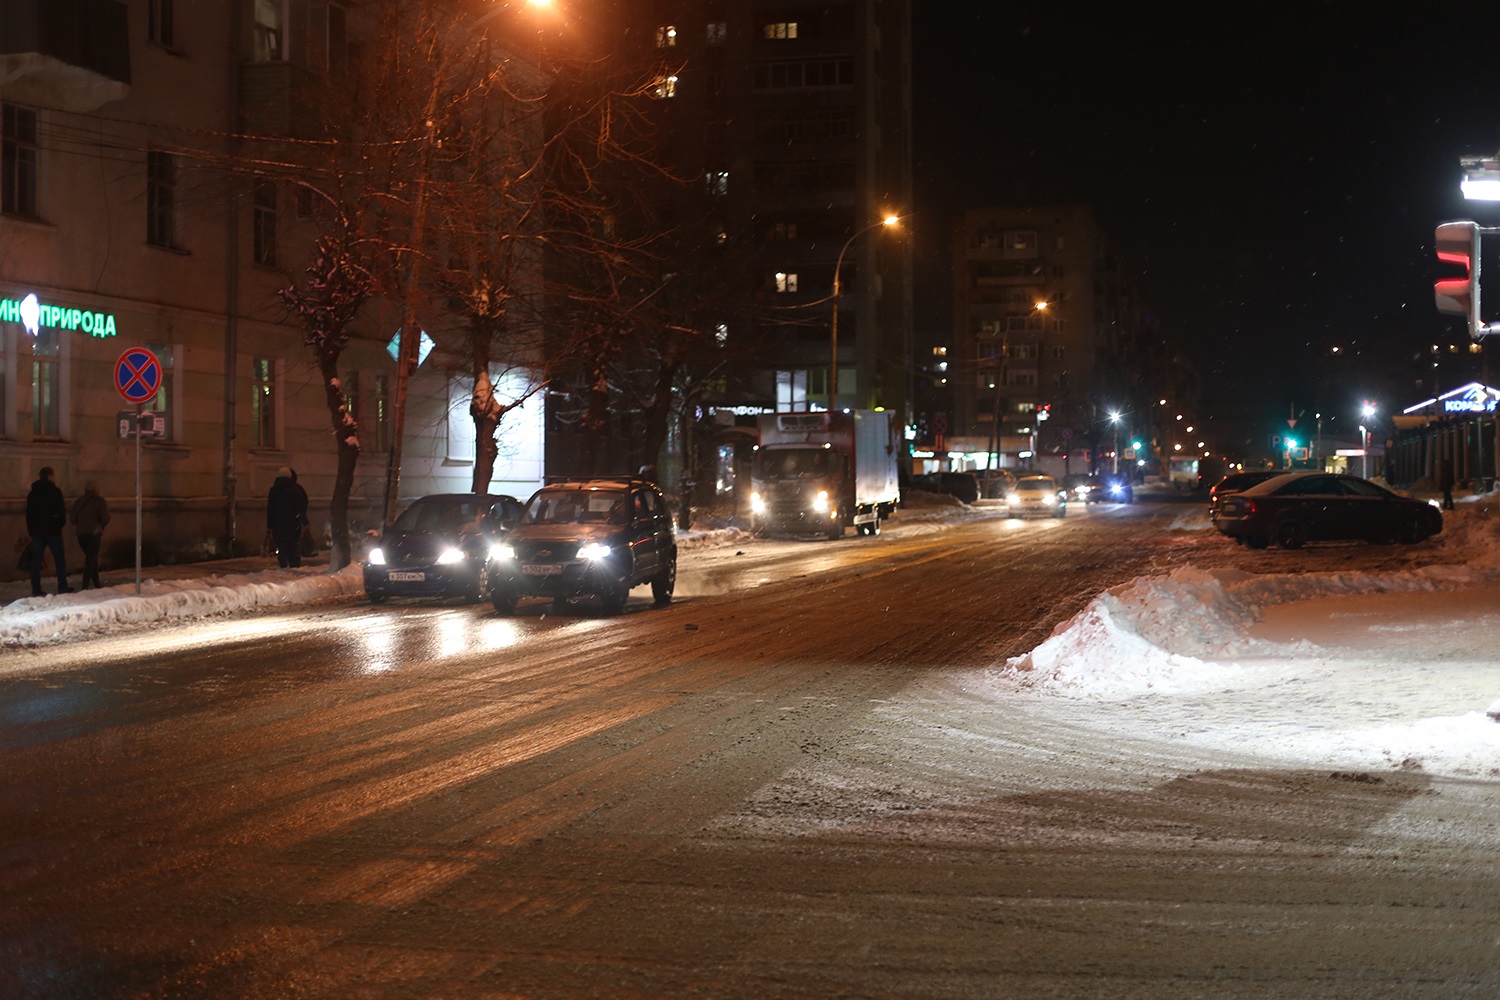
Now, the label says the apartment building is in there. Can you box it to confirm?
[0,1,546,576]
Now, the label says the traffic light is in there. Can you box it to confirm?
[1434,221,1481,338]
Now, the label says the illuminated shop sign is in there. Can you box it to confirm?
[0,292,119,338]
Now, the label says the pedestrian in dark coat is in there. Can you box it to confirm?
[1440,457,1456,511]
[73,480,111,589]
[25,466,72,596]
[266,466,309,568]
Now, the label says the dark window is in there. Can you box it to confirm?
[147,150,177,248]
[149,0,175,46]
[253,180,278,266]
[2,105,38,217]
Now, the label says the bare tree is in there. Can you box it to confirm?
[278,208,376,570]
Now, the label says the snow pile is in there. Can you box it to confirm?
[0,565,366,646]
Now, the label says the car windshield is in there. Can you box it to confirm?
[1017,478,1055,492]
[392,498,489,534]
[757,448,835,479]
[524,489,629,525]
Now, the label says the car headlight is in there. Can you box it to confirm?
[1005,493,1018,504]
[1041,493,1055,506]
[577,542,611,560]
[435,547,466,565]
[367,547,386,566]
[1075,486,1088,498]
[1109,483,1124,495]
[750,492,765,514]
[812,490,830,513]
[490,542,515,561]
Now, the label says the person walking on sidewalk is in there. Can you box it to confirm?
[267,467,309,568]
[73,480,111,589]
[26,466,72,596]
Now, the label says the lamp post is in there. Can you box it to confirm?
[1108,410,1121,474]
[830,214,900,409]
[1360,401,1376,478]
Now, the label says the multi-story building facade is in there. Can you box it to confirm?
[1,1,547,578]
[620,0,914,420]
[949,205,1183,478]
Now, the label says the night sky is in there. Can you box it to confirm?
[911,6,1500,445]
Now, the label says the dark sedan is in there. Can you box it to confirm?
[1214,473,1441,549]
[362,493,523,603]
[1208,469,1284,523]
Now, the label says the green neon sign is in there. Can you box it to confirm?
[0,292,119,338]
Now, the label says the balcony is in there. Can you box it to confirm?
[238,61,325,139]
[0,0,130,111]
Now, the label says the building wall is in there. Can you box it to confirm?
[0,1,546,580]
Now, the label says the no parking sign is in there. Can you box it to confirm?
[114,347,162,404]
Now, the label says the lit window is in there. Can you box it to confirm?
[1006,230,1037,252]
[705,170,729,196]
[707,22,727,45]
[447,377,477,462]
[252,357,277,448]
[715,324,729,345]
[147,150,177,249]
[655,25,677,47]
[775,272,798,293]
[763,22,798,39]
[3,104,39,218]
[374,373,390,453]
[254,0,285,60]
[31,329,60,439]
[253,180,278,266]
[652,74,678,99]
[145,343,176,442]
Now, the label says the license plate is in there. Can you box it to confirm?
[523,563,562,575]
[387,571,425,582]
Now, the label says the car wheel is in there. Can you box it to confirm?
[652,551,677,606]
[1398,517,1426,544]
[1245,535,1270,550]
[491,589,517,615]
[868,515,881,537]
[1274,519,1306,549]
[826,514,843,541]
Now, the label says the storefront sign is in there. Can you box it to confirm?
[0,293,118,338]
[1443,385,1498,413]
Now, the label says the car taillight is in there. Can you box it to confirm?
[1243,499,1257,515]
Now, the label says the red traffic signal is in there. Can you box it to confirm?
[1434,221,1479,330]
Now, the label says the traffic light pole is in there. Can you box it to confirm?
[1435,221,1500,340]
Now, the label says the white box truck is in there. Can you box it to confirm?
[750,410,902,539]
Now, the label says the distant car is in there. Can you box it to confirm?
[1062,474,1095,503]
[911,471,980,505]
[1100,473,1134,503]
[363,493,522,603]
[1214,472,1442,549]
[1208,470,1284,523]
[1006,475,1066,518]
[489,478,677,614]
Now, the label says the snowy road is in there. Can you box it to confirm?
[2,496,1499,997]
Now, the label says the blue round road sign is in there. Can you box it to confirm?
[115,347,162,404]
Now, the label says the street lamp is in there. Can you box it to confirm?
[830,214,900,408]
[1360,401,1376,478]
[1108,410,1121,474]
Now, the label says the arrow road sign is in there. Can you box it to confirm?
[115,347,162,404]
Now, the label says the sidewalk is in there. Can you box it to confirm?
[1,552,333,609]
